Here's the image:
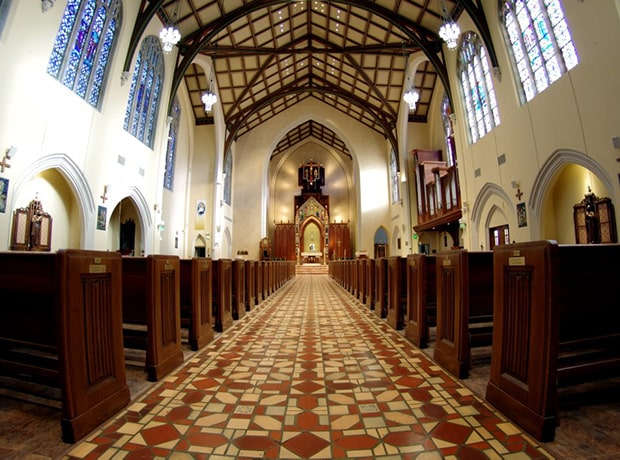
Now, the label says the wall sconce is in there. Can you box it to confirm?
[1,146,16,173]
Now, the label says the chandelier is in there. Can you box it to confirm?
[403,87,419,111]
[160,26,181,54]
[159,1,181,54]
[202,91,217,112]
[202,72,217,112]
[439,0,460,51]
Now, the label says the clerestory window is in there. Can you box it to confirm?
[123,35,164,148]
[500,0,578,104]
[47,0,122,109]
[457,32,501,144]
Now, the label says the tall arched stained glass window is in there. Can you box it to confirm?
[124,35,164,148]
[390,149,400,205]
[163,97,180,191]
[457,32,501,144]
[501,0,578,104]
[47,0,122,109]
[223,152,232,206]
[441,94,457,167]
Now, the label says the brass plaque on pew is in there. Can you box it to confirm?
[89,264,107,273]
[508,256,526,266]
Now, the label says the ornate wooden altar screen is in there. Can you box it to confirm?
[573,188,617,244]
[10,198,53,251]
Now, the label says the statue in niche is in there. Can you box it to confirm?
[10,197,53,251]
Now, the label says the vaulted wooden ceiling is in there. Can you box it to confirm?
[128,1,496,155]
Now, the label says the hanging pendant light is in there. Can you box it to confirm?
[202,71,217,112]
[403,85,419,111]
[439,0,460,51]
[160,1,181,54]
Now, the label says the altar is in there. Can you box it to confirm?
[301,251,323,264]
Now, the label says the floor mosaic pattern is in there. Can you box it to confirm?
[63,275,551,459]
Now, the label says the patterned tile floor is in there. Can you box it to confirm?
[62,275,551,459]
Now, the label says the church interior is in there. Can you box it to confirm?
[0,0,619,458]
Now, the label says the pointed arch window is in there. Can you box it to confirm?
[124,35,164,148]
[163,97,180,191]
[441,94,457,167]
[47,0,122,109]
[390,149,400,205]
[223,152,232,206]
[501,0,578,103]
[457,32,501,144]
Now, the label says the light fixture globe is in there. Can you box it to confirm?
[202,91,217,112]
[160,26,181,54]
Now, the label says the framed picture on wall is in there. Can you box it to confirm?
[0,177,8,213]
[517,202,527,228]
[97,205,107,231]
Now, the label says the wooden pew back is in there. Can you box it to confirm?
[405,254,437,348]
[180,258,214,351]
[487,241,620,442]
[434,249,493,378]
[0,250,129,443]
[122,255,183,381]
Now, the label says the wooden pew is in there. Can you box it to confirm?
[387,256,407,330]
[121,255,184,382]
[180,258,214,351]
[245,260,256,311]
[232,259,246,320]
[374,257,388,318]
[434,249,493,379]
[0,250,130,443]
[404,254,437,348]
[486,240,620,442]
[357,258,367,304]
[212,259,233,332]
[255,260,264,306]
[365,258,375,310]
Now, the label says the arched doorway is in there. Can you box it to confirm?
[300,217,323,263]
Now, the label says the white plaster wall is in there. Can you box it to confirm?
[232,98,389,259]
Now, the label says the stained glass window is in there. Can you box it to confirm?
[390,149,400,205]
[223,152,232,206]
[163,97,180,191]
[441,94,457,167]
[123,35,164,148]
[47,0,122,109]
[457,32,501,144]
[501,0,578,103]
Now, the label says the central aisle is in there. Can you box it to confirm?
[64,275,550,459]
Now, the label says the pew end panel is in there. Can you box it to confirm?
[387,257,407,330]
[57,250,130,442]
[180,258,214,351]
[365,259,375,310]
[0,250,130,444]
[213,259,233,332]
[405,254,436,348]
[232,259,246,320]
[434,250,493,379]
[122,256,184,382]
[374,258,388,318]
[245,260,256,311]
[145,255,183,381]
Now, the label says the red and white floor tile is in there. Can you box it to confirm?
[63,275,551,459]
